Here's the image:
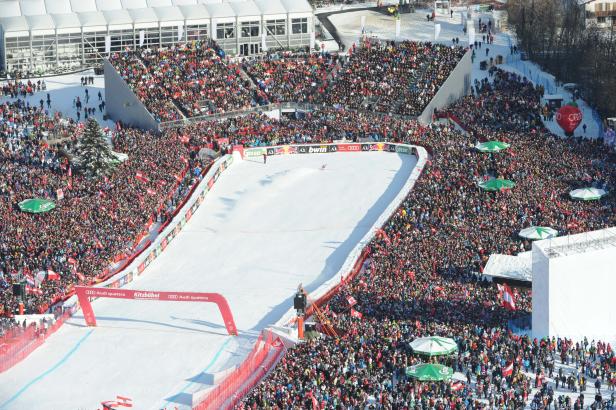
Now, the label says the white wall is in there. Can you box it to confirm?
[532,232,616,343]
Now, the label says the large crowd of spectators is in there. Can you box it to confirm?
[237,69,615,408]
[0,100,211,320]
[111,39,464,122]
[110,40,256,122]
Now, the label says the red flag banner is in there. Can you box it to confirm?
[47,270,60,281]
[350,309,363,319]
[135,171,150,183]
[501,284,516,311]
[347,296,357,307]
[503,361,514,377]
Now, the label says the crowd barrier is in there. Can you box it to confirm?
[193,332,285,410]
[0,155,234,374]
[0,310,72,373]
[192,142,429,409]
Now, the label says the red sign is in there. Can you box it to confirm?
[556,104,583,135]
[75,286,238,336]
[336,143,361,152]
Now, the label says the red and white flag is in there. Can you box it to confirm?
[502,361,514,377]
[135,171,150,183]
[500,283,516,311]
[451,381,464,392]
[146,188,157,196]
[350,309,363,319]
[47,270,60,281]
[347,296,357,307]
[26,285,43,295]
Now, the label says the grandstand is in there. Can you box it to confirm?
[0,0,314,74]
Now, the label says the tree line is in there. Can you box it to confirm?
[507,0,616,118]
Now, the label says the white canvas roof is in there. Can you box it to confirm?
[147,0,172,7]
[26,13,54,30]
[121,0,148,9]
[229,0,260,18]
[77,10,107,28]
[19,0,46,16]
[0,0,314,33]
[178,4,209,22]
[103,9,133,26]
[0,15,28,32]
[70,0,97,13]
[0,1,22,19]
[128,7,158,24]
[254,0,286,16]
[280,0,312,14]
[153,6,184,22]
[95,0,123,12]
[52,12,82,29]
[45,0,73,14]
[204,2,234,18]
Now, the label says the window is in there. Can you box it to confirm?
[187,24,208,42]
[292,18,308,35]
[241,21,259,38]
[217,23,235,39]
[266,19,286,36]
[597,16,607,23]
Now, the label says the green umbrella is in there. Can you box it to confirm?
[410,336,458,356]
[519,226,558,240]
[475,141,510,152]
[406,363,453,381]
[478,179,516,191]
[569,188,607,201]
[18,198,56,214]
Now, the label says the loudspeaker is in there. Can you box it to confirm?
[293,293,306,311]
[12,282,26,298]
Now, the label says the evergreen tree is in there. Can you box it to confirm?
[72,118,115,177]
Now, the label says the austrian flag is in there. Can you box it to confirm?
[350,309,363,319]
[500,283,516,311]
[135,171,150,183]
[347,296,357,307]
[503,361,514,377]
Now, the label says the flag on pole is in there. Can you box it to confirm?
[501,284,516,311]
[503,361,514,377]
[350,309,363,319]
[347,296,357,307]
[47,270,60,281]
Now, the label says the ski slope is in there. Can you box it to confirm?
[0,151,418,410]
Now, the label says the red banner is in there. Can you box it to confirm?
[335,143,361,152]
[75,287,238,336]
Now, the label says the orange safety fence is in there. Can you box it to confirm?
[193,332,286,410]
[0,310,73,373]
[193,246,373,410]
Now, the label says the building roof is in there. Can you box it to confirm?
[0,0,313,32]
[254,0,286,16]
[229,0,261,18]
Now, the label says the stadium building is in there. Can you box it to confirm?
[0,0,314,74]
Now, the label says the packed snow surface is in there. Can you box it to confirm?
[0,151,417,410]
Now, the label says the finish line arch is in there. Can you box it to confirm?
[75,286,238,336]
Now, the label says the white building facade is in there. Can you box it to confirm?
[532,227,616,343]
[584,0,616,29]
[0,0,315,73]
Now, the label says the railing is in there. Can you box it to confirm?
[193,332,285,410]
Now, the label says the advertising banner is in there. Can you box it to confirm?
[297,145,329,154]
[244,147,267,157]
[75,286,238,335]
[336,143,361,152]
